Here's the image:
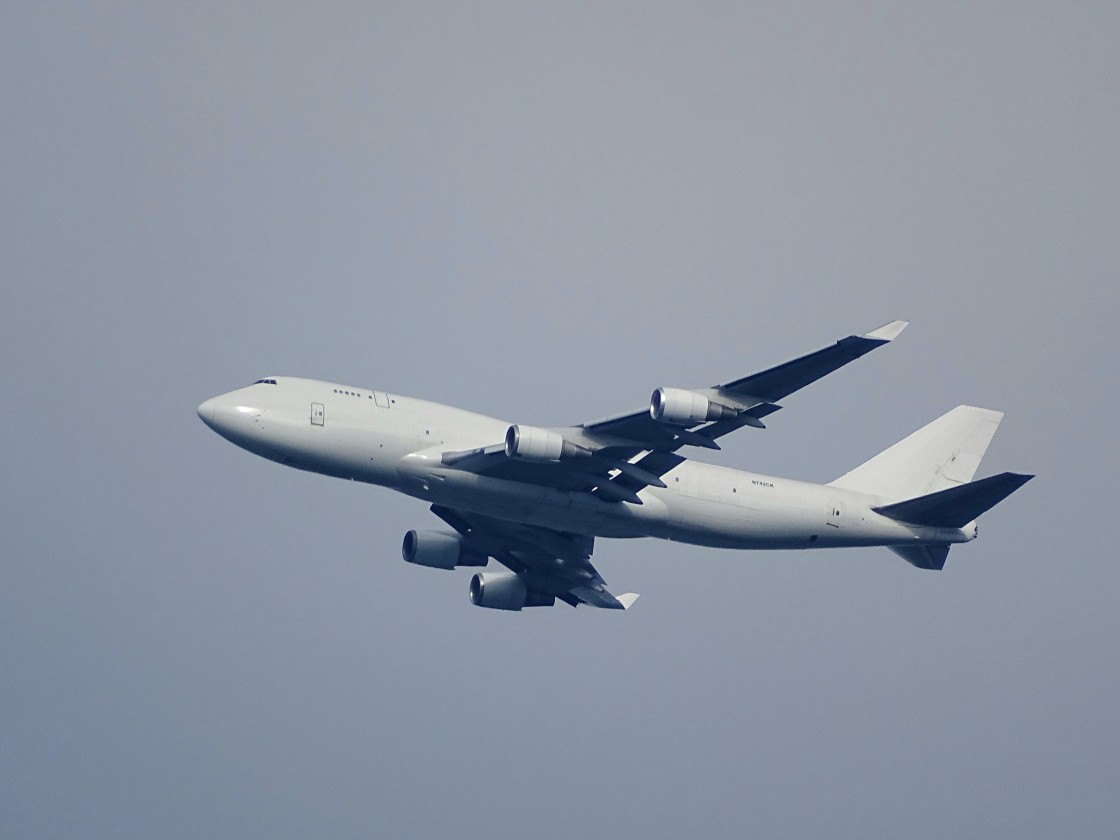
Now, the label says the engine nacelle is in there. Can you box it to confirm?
[468,571,556,610]
[650,387,736,425]
[505,425,590,462]
[402,530,487,570]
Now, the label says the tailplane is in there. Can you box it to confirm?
[830,406,1032,571]
[873,472,1034,528]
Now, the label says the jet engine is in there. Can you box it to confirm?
[468,571,556,610]
[402,530,487,570]
[650,387,737,425]
[504,425,590,462]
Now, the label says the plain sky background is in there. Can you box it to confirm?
[2,3,1118,838]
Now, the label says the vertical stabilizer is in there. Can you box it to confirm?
[829,406,1003,501]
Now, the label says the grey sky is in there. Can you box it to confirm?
[2,3,1117,838]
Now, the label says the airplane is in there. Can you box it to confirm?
[197,321,1032,612]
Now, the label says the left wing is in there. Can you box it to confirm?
[431,505,638,610]
[438,321,908,503]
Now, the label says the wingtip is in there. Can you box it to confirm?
[863,320,909,341]
[617,593,640,610]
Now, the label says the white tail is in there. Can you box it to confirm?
[829,405,1004,501]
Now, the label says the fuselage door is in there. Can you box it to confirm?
[311,402,325,426]
[373,391,389,408]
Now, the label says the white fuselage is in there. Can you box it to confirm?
[198,377,972,552]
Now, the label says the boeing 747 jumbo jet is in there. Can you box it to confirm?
[198,321,1032,611]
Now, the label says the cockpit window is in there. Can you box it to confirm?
[252,379,278,385]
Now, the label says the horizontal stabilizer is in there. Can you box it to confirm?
[889,543,951,571]
[874,472,1034,528]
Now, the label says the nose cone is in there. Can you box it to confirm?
[197,397,217,428]
[197,391,263,447]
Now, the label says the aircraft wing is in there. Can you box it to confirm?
[430,505,638,610]
[439,320,907,502]
[579,319,909,451]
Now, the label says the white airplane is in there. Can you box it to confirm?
[198,321,1032,612]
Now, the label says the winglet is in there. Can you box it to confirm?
[863,320,909,342]
[616,593,640,610]
[570,587,641,610]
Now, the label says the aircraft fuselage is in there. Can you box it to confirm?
[197,377,972,553]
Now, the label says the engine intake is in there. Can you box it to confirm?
[505,425,590,462]
[650,387,737,425]
[469,571,556,610]
[402,530,487,570]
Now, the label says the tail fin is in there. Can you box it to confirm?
[829,405,1004,501]
[879,473,1033,571]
